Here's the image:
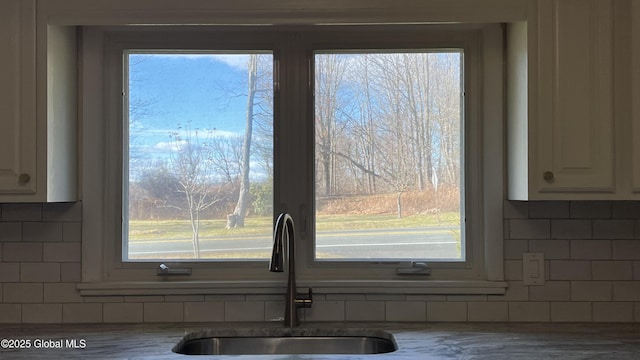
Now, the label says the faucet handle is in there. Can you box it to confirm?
[295,288,313,308]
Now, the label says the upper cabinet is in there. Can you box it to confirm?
[0,0,78,202]
[0,0,37,197]
[508,0,638,200]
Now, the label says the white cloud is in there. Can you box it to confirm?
[154,140,187,152]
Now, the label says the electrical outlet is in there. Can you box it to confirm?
[523,252,545,286]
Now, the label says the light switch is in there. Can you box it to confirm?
[523,252,545,286]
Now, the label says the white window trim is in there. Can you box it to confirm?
[79,25,505,296]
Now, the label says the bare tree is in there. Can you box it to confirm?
[227,54,272,228]
[168,125,222,257]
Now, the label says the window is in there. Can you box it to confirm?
[125,51,274,261]
[313,51,463,262]
[80,25,505,295]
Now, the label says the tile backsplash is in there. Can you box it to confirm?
[2,201,640,324]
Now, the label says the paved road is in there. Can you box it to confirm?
[127,227,461,260]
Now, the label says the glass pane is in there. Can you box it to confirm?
[314,51,463,261]
[125,52,274,261]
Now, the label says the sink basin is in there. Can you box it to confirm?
[173,328,398,355]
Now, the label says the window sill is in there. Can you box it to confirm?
[77,280,507,296]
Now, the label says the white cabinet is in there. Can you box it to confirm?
[0,0,37,196]
[509,0,621,200]
[0,0,78,202]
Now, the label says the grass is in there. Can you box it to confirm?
[128,212,460,241]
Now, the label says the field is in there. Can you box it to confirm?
[128,212,460,242]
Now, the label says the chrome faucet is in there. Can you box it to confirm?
[269,213,312,327]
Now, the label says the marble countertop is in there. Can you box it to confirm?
[1,322,640,359]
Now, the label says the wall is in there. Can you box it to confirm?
[2,200,640,323]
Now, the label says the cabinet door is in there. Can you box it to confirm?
[632,1,640,192]
[0,0,36,194]
[535,0,614,193]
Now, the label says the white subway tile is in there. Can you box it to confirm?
[612,202,640,219]
[504,240,528,260]
[509,220,550,239]
[593,220,634,239]
[23,222,63,242]
[43,242,80,263]
[303,301,344,322]
[570,240,611,260]
[0,222,21,241]
[529,240,571,259]
[504,200,528,219]
[205,294,245,302]
[467,302,508,322]
[0,304,22,323]
[345,301,385,321]
[613,241,640,260]
[551,220,591,239]
[529,281,571,301]
[504,260,523,280]
[265,301,285,322]
[144,303,184,322]
[427,302,467,322]
[570,202,611,219]
[245,294,283,302]
[508,302,549,322]
[530,201,570,219]
[325,294,366,301]
[60,263,81,282]
[1,204,42,221]
[103,303,143,323]
[3,242,42,262]
[44,283,83,303]
[3,283,43,303]
[164,295,204,302]
[0,263,19,282]
[22,304,62,323]
[593,302,633,322]
[550,302,591,322]
[43,202,82,221]
[549,260,591,280]
[386,301,426,322]
[184,302,224,322]
[20,263,60,282]
[224,301,265,322]
[592,261,633,280]
[613,282,640,301]
[365,294,405,301]
[63,303,102,323]
[62,222,82,242]
[571,281,612,301]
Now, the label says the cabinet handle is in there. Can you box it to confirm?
[18,173,31,185]
[543,171,554,183]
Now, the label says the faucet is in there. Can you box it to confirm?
[269,213,312,327]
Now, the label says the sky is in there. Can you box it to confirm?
[128,53,271,162]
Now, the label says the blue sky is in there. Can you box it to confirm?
[128,53,266,158]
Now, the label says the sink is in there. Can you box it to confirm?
[172,328,398,355]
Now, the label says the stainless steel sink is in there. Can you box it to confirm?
[172,328,398,355]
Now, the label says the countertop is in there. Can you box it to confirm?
[1,322,640,359]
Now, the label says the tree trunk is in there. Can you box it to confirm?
[228,55,257,228]
[396,191,403,219]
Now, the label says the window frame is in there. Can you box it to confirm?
[79,25,506,296]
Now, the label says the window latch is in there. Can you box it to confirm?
[157,263,192,276]
[396,261,431,276]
